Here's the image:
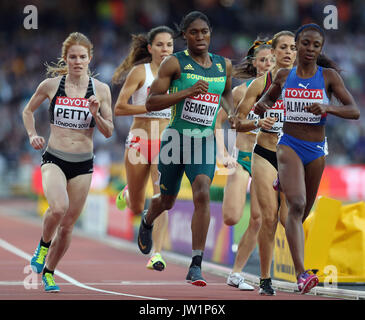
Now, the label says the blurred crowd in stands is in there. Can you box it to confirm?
[0,0,364,182]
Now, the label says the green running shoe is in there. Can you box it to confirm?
[146,253,166,271]
[115,185,128,210]
[42,272,60,293]
[30,243,49,274]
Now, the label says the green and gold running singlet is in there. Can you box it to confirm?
[168,50,227,137]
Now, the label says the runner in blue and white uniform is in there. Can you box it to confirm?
[254,23,360,294]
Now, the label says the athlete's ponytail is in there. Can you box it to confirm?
[112,34,150,84]
[112,26,174,84]
[317,53,341,73]
[233,38,272,79]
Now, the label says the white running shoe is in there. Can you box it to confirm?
[227,272,254,291]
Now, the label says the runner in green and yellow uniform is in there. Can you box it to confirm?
[137,11,236,286]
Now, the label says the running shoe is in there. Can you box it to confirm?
[115,185,128,210]
[226,272,254,291]
[297,270,319,294]
[186,265,207,287]
[146,253,166,271]
[137,210,153,255]
[30,243,49,274]
[273,175,280,191]
[42,272,60,293]
[259,278,276,295]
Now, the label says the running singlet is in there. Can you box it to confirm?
[133,63,171,119]
[49,75,96,129]
[258,71,285,134]
[282,66,329,125]
[168,50,227,136]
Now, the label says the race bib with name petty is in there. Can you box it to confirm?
[53,97,93,129]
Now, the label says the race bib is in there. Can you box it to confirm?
[53,97,93,129]
[262,99,285,133]
[135,109,172,119]
[246,106,260,134]
[181,93,220,126]
[284,89,324,124]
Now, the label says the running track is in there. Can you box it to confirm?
[0,198,343,310]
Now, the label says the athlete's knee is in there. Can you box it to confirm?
[261,211,278,230]
[288,196,306,218]
[192,188,210,207]
[223,216,239,226]
[223,210,241,226]
[248,211,262,233]
[48,202,68,220]
[57,223,74,239]
[159,194,176,211]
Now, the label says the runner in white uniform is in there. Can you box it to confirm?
[113,26,174,271]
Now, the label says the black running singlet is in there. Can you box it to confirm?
[49,75,96,129]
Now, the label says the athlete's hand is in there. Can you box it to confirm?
[260,116,277,130]
[228,113,237,129]
[189,80,209,96]
[29,135,45,150]
[254,101,270,115]
[88,95,100,116]
[305,103,327,115]
[223,154,238,169]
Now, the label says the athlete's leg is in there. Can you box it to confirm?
[231,179,262,273]
[277,144,307,276]
[278,191,288,227]
[124,148,150,215]
[222,166,250,226]
[303,156,325,221]
[190,174,212,251]
[41,164,69,243]
[149,163,168,254]
[45,173,92,271]
[253,153,280,279]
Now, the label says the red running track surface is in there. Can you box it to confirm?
[0,199,338,311]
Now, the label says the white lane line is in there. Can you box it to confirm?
[0,238,165,300]
[0,281,226,286]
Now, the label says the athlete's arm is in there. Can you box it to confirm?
[22,79,53,150]
[114,65,148,116]
[89,81,114,138]
[146,56,208,111]
[220,58,236,121]
[234,77,274,132]
[306,68,360,120]
[232,83,248,109]
[214,107,236,167]
[254,68,290,115]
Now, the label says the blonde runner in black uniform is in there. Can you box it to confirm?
[23,32,113,292]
